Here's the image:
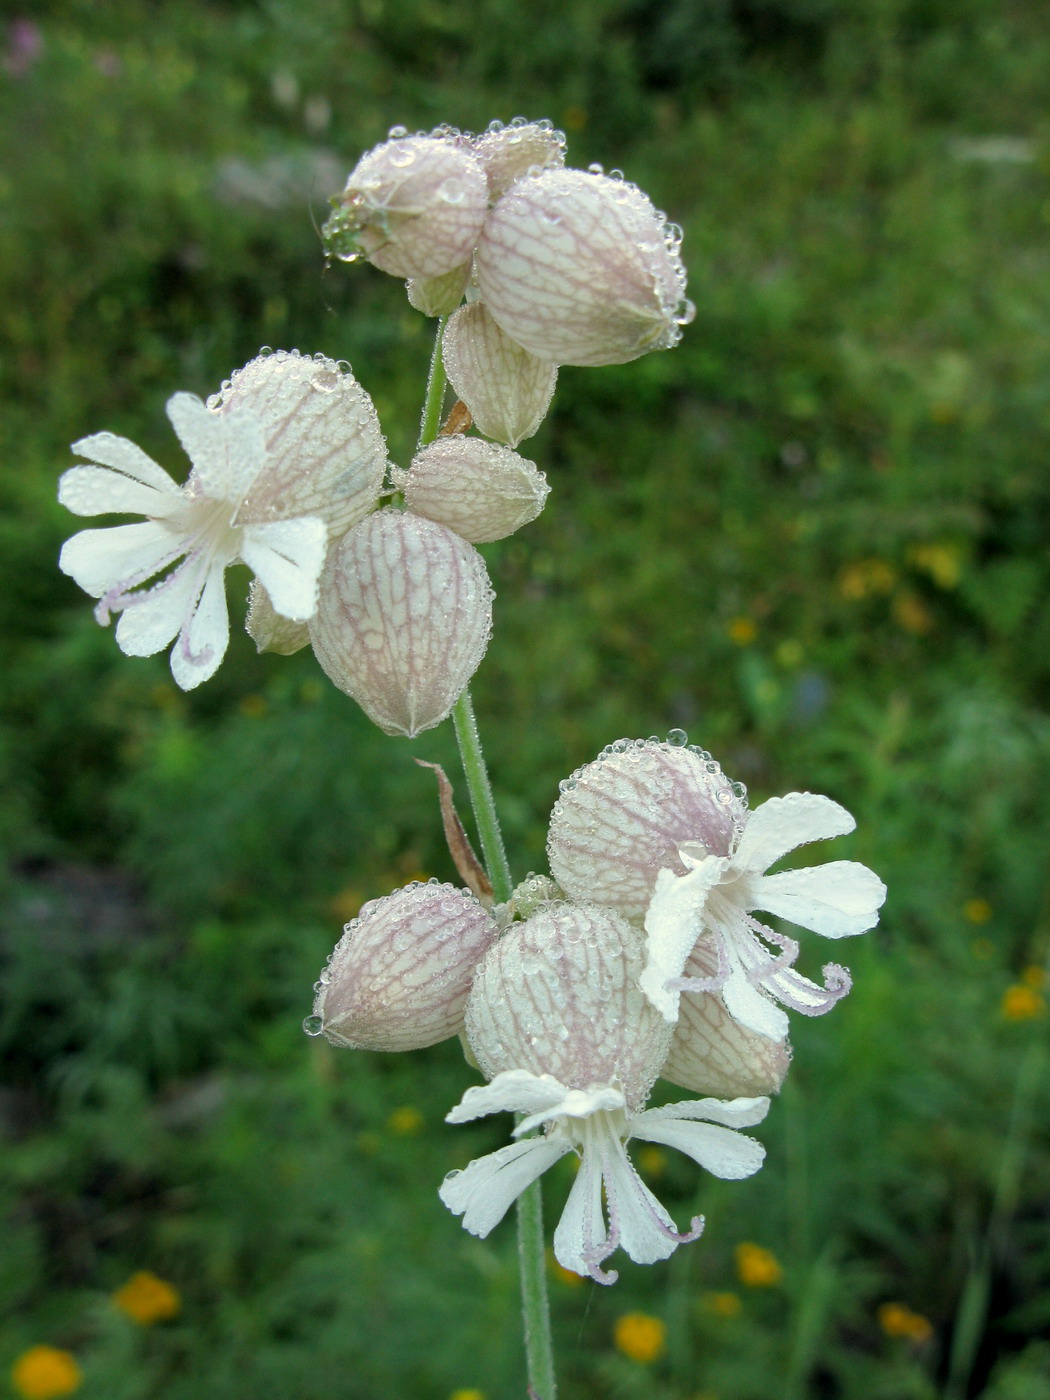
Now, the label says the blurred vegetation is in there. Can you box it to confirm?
[2,1,1050,1397]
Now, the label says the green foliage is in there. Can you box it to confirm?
[2,1,1050,1397]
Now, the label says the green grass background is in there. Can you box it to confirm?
[2,1,1049,1396]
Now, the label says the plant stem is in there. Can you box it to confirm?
[417,314,449,450]
[417,321,557,1398]
[452,690,513,904]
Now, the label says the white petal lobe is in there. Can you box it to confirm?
[734,793,856,874]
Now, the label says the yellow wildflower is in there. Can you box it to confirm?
[908,543,962,589]
[727,616,757,646]
[112,1270,181,1325]
[963,898,992,925]
[387,1105,424,1136]
[838,558,897,600]
[878,1302,933,1343]
[614,1311,666,1363]
[10,1347,82,1400]
[1001,985,1046,1021]
[449,1390,485,1400]
[701,1291,742,1318]
[892,591,933,636]
[735,1242,782,1287]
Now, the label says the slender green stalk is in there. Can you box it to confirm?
[452,690,513,903]
[417,314,449,450]
[416,321,557,1398]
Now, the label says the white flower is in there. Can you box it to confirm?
[441,1071,767,1285]
[547,739,886,1042]
[641,792,887,1039]
[440,900,768,1283]
[59,351,387,690]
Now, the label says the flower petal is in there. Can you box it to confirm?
[169,560,230,690]
[240,517,327,621]
[445,1069,573,1125]
[113,555,205,656]
[440,1137,568,1238]
[167,392,264,502]
[70,431,181,494]
[601,1134,701,1265]
[640,860,729,1022]
[734,793,856,874]
[58,465,181,519]
[553,1140,610,1281]
[59,521,184,599]
[751,861,886,938]
[721,963,790,1040]
[630,1115,765,1180]
[637,1095,771,1130]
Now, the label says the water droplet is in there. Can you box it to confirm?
[675,298,696,327]
[666,728,688,747]
[302,1015,324,1037]
[312,366,340,392]
[336,249,363,264]
[387,124,408,139]
[587,162,604,175]
[389,145,415,168]
[437,176,465,204]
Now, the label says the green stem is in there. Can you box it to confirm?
[416,321,556,1398]
[452,690,513,904]
[417,314,449,450]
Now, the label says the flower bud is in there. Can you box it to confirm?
[476,169,692,367]
[311,882,499,1051]
[465,902,672,1112]
[309,508,494,737]
[442,302,557,447]
[471,117,566,199]
[213,348,389,536]
[660,940,791,1098]
[324,134,489,281]
[245,580,310,655]
[406,260,473,317]
[392,437,549,544]
[548,739,748,920]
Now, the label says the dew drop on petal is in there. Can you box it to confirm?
[303,1015,324,1036]
[666,727,689,747]
[388,124,408,139]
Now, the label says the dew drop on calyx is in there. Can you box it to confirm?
[666,728,688,747]
[387,124,408,139]
[302,1015,324,1036]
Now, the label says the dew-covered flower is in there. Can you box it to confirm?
[441,302,557,447]
[392,436,549,542]
[440,902,768,1283]
[59,350,387,689]
[475,168,692,367]
[307,880,499,1051]
[308,507,494,737]
[324,130,489,280]
[547,739,886,1040]
[470,117,566,200]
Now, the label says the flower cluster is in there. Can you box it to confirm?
[309,737,885,1282]
[59,118,688,737]
[324,118,694,445]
